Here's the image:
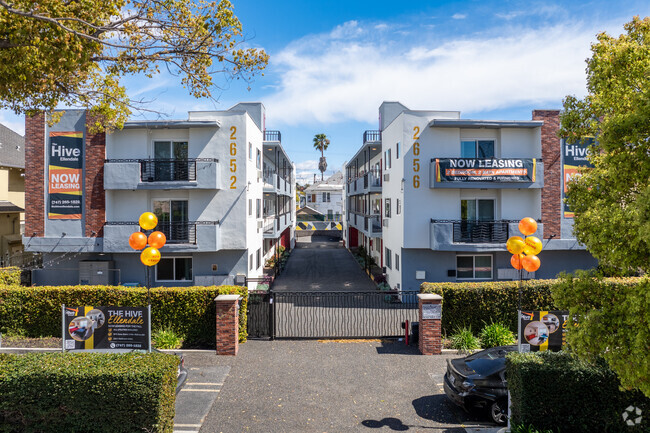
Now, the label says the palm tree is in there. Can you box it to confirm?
[313,133,330,181]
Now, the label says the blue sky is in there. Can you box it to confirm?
[2,0,649,184]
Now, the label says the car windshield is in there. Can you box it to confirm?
[465,345,517,361]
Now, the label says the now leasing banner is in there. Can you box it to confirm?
[48,131,83,219]
[435,158,536,183]
[63,306,149,351]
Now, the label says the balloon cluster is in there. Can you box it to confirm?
[506,217,542,273]
[128,212,166,266]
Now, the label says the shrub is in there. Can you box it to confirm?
[0,352,178,432]
[510,425,554,433]
[420,280,558,335]
[479,322,516,348]
[152,326,183,350]
[507,351,650,433]
[449,326,480,353]
[0,285,248,347]
[0,267,21,287]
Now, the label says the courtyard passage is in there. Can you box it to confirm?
[273,236,377,292]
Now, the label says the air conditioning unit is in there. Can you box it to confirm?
[383,219,389,227]
[257,221,263,229]
[257,170,262,181]
[383,173,390,182]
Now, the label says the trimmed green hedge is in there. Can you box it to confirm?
[0,285,248,346]
[420,280,557,335]
[507,351,650,433]
[0,267,20,287]
[0,352,178,433]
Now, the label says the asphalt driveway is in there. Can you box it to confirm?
[183,340,498,433]
[273,236,377,292]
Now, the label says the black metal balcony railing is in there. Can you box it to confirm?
[431,220,513,243]
[363,130,381,143]
[105,158,218,183]
[105,221,219,245]
[264,130,281,142]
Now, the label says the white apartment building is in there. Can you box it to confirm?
[344,102,597,291]
[304,171,344,221]
[24,103,294,288]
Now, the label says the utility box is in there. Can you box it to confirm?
[79,261,114,285]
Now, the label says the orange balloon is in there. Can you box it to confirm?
[522,255,541,272]
[128,232,147,250]
[139,212,158,231]
[519,217,537,236]
[148,231,167,249]
[140,247,161,267]
[511,254,524,270]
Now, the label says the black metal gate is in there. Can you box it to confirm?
[246,290,420,339]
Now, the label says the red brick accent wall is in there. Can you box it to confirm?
[24,113,46,237]
[533,110,561,239]
[418,297,442,355]
[84,116,106,237]
[216,298,240,355]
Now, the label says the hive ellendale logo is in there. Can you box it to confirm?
[51,144,81,161]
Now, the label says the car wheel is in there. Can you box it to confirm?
[488,399,507,425]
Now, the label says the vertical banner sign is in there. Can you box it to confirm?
[563,137,595,218]
[519,310,569,352]
[63,306,149,350]
[49,131,83,219]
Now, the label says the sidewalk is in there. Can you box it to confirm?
[181,340,502,433]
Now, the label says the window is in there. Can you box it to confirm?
[249,199,252,216]
[256,248,261,269]
[387,149,392,168]
[395,253,400,271]
[152,141,189,181]
[396,142,400,159]
[249,253,253,270]
[327,210,333,220]
[156,257,192,281]
[461,140,495,158]
[461,199,495,221]
[385,247,392,269]
[256,149,261,169]
[249,142,252,160]
[385,198,391,218]
[153,199,188,242]
[322,192,330,202]
[456,255,493,279]
[396,199,401,215]
[256,199,261,219]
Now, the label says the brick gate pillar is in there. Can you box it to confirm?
[215,295,241,356]
[418,293,443,355]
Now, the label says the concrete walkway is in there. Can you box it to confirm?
[183,340,501,433]
[273,236,377,292]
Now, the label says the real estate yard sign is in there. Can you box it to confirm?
[563,137,595,218]
[63,306,149,351]
[48,131,83,219]
[519,310,569,352]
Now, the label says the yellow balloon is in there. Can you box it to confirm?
[506,236,526,255]
[139,212,158,231]
[523,236,543,256]
[140,247,161,267]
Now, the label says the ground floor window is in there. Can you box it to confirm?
[156,257,192,281]
[456,255,492,279]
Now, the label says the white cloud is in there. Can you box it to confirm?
[452,13,467,19]
[295,160,319,170]
[263,19,617,126]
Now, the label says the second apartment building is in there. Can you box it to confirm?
[344,102,597,291]
[24,103,294,287]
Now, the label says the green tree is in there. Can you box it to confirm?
[556,16,650,398]
[313,133,330,181]
[0,0,268,131]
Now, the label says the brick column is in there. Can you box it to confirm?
[84,115,106,237]
[418,293,442,355]
[24,113,46,237]
[533,110,561,239]
[215,295,241,356]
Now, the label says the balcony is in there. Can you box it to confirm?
[347,172,381,196]
[103,221,219,252]
[263,212,292,238]
[363,130,381,143]
[430,158,543,189]
[104,158,219,190]
[430,219,544,251]
[264,130,281,142]
[263,172,292,196]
